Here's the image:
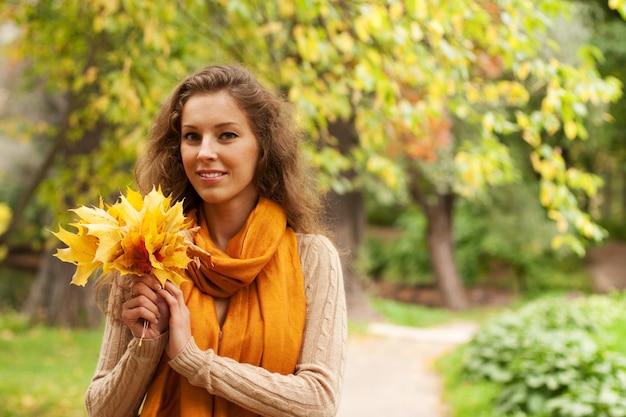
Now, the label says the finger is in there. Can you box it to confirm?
[130,281,160,304]
[130,275,164,303]
[125,290,160,316]
[157,286,177,309]
[158,282,192,358]
[130,274,163,294]
[158,285,187,326]
[153,300,170,333]
[158,284,187,317]
[122,299,160,325]
[163,280,185,301]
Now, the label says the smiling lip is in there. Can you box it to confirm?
[197,170,227,183]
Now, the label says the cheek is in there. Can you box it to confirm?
[180,143,191,160]
[180,147,195,172]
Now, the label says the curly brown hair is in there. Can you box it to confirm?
[135,64,326,234]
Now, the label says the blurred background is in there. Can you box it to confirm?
[1,1,626,416]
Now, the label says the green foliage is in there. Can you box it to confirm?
[0,311,102,417]
[360,181,593,291]
[452,182,556,286]
[358,209,433,286]
[0,267,35,311]
[438,346,501,417]
[456,182,594,292]
[358,236,395,282]
[2,0,207,228]
[601,315,626,353]
[2,0,622,256]
[585,2,626,235]
[0,176,47,247]
[458,294,626,416]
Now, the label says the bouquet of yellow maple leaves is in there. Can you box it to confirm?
[52,187,198,288]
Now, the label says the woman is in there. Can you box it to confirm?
[85,64,347,417]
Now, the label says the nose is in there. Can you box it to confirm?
[197,137,218,160]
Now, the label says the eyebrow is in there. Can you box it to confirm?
[181,122,241,129]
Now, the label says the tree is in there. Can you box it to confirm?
[1,0,209,325]
[579,0,626,230]
[193,0,621,309]
[1,0,622,318]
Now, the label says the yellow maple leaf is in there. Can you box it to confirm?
[53,187,199,287]
[52,225,102,286]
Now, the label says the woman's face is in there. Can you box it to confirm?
[180,91,260,212]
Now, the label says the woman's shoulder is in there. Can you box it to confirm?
[295,233,342,271]
[295,233,338,256]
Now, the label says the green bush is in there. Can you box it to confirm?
[358,209,433,285]
[459,294,626,417]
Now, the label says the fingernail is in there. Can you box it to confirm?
[155,284,162,290]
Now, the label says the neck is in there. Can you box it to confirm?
[201,199,258,251]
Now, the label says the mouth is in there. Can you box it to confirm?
[198,171,227,179]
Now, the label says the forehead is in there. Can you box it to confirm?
[182,91,248,121]
[184,90,238,110]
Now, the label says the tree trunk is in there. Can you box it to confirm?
[423,194,469,310]
[21,111,107,328]
[24,247,102,327]
[408,164,470,310]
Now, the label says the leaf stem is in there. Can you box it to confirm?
[139,320,149,346]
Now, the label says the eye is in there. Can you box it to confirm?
[221,131,238,140]
[182,132,201,141]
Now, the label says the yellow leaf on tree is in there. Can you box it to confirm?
[564,120,577,139]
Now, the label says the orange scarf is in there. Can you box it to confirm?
[140,198,306,417]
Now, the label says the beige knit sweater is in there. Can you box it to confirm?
[85,234,347,417]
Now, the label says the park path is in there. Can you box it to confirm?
[337,321,478,417]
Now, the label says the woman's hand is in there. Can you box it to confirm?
[158,281,192,359]
[122,274,170,340]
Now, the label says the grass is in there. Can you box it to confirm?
[348,297,473,336]
[370,297,457,327]
[370,296,507,328]
[0,312,103,417]
[437,345,500,417]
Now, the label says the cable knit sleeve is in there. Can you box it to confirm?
[168,234,348,417]
[85,272,168,417]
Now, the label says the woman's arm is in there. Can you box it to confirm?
[168,234,348,417]
[85,273,168,417]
